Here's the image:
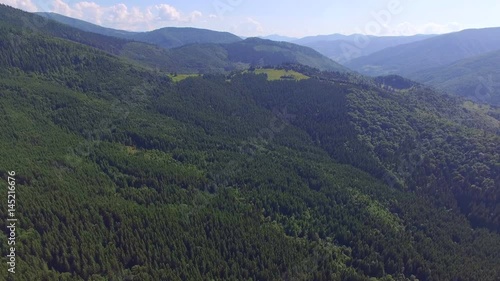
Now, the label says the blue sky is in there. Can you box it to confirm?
[2,0,500,37]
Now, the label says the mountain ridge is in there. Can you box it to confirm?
[297,34,436,63]
[410,49,500,105]
[346,27,500,76]
[34,9,346,73]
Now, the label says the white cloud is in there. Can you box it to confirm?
[53,0,76,16]
[108,4,129,22]
[73,1,103,24]
[156,4,181,21]
[232,17,264,36]
[1,0,39,12]
[189,11,203,22]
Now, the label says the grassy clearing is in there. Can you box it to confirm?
[168,74,200,82]
[253,68,310,81]
[168,69,309,83]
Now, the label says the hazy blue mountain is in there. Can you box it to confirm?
[292,33,363,45]
[260,34,298,42]
[410,49,500,105]
[259,34,299,42]
[346,27,500,76]
[298,34,435,63]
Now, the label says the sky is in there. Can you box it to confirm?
[2,0,500,38]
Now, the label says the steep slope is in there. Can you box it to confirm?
[298,34,435,63]
[410,49,500,105]
[346,27,500,76]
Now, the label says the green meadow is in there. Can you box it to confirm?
[168,73,200,82]
[253,68,310,81]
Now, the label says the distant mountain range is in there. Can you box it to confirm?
[343,28,500,105]
[32,10,500,105]
[411,49,500,105]
[36,12,346,73]
[295,34,436,63]
[260,34,298,42]
[36,12,434,64]
[346,27,500,76]
[293,34,360,45]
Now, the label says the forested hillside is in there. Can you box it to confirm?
[0,4,500,281]
[410,50,500,105]
[344,27,500,106]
